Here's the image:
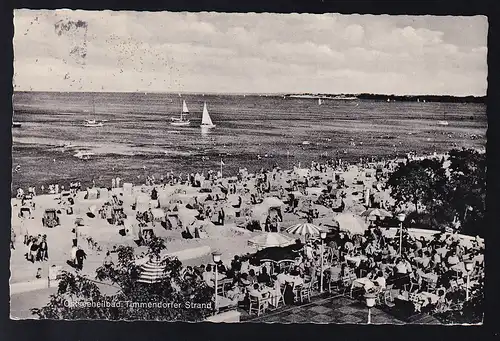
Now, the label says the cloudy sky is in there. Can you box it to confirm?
[13,10,488,95]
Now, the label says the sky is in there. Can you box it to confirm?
[13,10,488,96]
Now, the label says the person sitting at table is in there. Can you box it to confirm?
[304,242,314,260]
[239,273,252,288]
[326,260,342,284]
[373,271,386,290]
[226,284,245,306]
[446,251,460,266]
[203,264,215,287]
[248,269,258,284]
[290,265,301,277]
[277,269,289,286]
[216,260,227,275]
[257,267,271,284]
[394,258,410,290]
[248,283,264,299]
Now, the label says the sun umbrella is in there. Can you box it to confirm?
[334,213,368,235]
[284,223,327,236]
[248,232,295,249]
[262,197,284,208]
[137,258,167,284]
[360,208,392,219]
[176,207,199,226]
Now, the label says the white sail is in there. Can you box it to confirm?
[182,100,189,113]
[318,98,322,105]
[201,102,215,127]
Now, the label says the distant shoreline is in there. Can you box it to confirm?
[12,91,486,104]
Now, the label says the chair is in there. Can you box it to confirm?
[328,278,342,293]
[408,292,423,312]
[248,295,270,316]
[409,275,421,293]
[449,279,458,291]
[299,281,312,303]
[341,275,354,298]
[422,277,437,293]
[378,284,395,307]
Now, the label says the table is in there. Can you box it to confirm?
[418,271,438,283]
[351,277,374,291]
[260,286,280,307]
[345,255,367,267]
[418,292,440,306]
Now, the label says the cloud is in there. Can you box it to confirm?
[13,10,488,95]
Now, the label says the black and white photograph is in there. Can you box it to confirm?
[10,10,486,324]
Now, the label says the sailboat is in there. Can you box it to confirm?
[318,98,322,105]
[438,110,449,126]
[12,111,21,128]
[200,102,215,128]
[170,100,190,126]
[84,97,103,127]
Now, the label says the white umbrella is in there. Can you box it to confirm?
[248,232,295,249]
[284,223,326,236]
[176,207,198,226]
[137,258,167,284]
[262,197,284,208]
[334,213,368,235]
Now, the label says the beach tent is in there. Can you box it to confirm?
[248,232,295,250]
[98,188,109,199]
[135,194,150,212]
[137,258,167,284]
[334,213,368,235]
[86,188,99,200]
[123,183,133,196]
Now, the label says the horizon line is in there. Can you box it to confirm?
[12,90,487,98]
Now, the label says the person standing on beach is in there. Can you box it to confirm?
[72,223,80,247]
[10,228,16,250]
[75,247,87,270]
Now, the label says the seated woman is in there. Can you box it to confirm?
[373,271,387,290]
[226,284,246,305]
[203,264,215,287]
[289,265,301,277]
[248,269,258,284]
[257,267,271,284]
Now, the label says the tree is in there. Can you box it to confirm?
[446,148,486,236]
[387,158,448,216]
[32,237,214,321]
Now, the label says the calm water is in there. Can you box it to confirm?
[12,92,487,194]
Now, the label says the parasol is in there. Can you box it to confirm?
[334,213,368,235]
[284,223,327,236]
[262,197,285,208]
[248,232,295,249]
[360,208,393,219]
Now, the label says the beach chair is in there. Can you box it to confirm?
[328,278,342,294]
[248,295,270,316]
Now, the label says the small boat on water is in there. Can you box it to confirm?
[84,119,104,127]
[12,122,22,128]
[84,97,104,127]
[318,98,322,105]
[74,151,95,160]
[200,102,215,128]
[437,110,449,126]
[171,100,190,126]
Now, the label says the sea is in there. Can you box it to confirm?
[11,92,487,195]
